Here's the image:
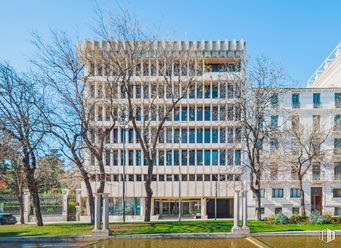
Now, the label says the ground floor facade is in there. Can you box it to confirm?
[78,179,341,221]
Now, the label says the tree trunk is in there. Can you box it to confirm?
[299,177,306,216]
[84,177,95,224]
[144,179,153,222]
[26,171,43,226]
[18,193,25,224]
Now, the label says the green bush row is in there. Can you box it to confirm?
[266,211,341,224]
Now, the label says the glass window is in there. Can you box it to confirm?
[197,128,203,143]
[227,150,233,166]
[212,128,218,143]
[336,93,341,108]
[235,150,241,166]
[174,108,180,121]
[166,174,172,181]
[189,128,195,143]
[220,82,226,98]
[204,106,211,121]
[166,128,172,143]
[335,162,341,180]
[220,150,225,166]
[220,128,225,143]
[204,174,211,181]
[220,105,226,121]
[335,115,341,130]
[197,83,203,98]
[128,150,134,166]
[227,105,234,121]
[271,93,279,108]
[335,207,341,216]
[174,150,179,166]
[197,107,203,121]
[333,188,341,198]
[235,128,241,143]
[272,188,284,198]
[182,128,187,143]
[189,150,195,166]
[174,128,180,143]
[197,174,203,181]
[189,174,195,181]
[292,94,300,108]
[197,150,203,166]
[204,128,210,143]
[212,85,218,98]
[204,85,210,99]
[212,150,218,166]
[313,93,321,108]
[275,208,282,214]
[292,207,300,215]
[158,175,165,181]
[334,138,341,155]
[271,115,278,127]
[136,150,141,166]
[212,106,218,121]
[227,128,233,143]
[166,150,172,166]
[204,150,210,166]
[189,107,195,121]
[181,150,188,166]
[181,106,188,121]
[290,188,301,198]
[227,84,234,99]
[158,150,164,166]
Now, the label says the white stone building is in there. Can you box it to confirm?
[78,40,246,221]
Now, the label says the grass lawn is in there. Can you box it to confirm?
[0,220,341,237]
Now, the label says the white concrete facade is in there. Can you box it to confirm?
[80,40,246,221]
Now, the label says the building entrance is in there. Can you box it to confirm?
[206,198,233,218]
[311,187,322,213]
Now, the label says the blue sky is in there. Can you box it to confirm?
[1,0,340,87]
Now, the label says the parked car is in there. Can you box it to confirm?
[0,213,17,225]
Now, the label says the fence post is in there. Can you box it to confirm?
[62,189,69,221]
[23,189,30,222]
[76,189,82,221]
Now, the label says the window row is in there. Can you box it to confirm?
[90,173,241,182]
[91,149,242,166]
[91,104,241,123]
[93,127,242,145]
[256,188,341,198]
[292,92,341,109]
[89,82,240,100]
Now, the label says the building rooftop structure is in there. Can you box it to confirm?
[308,42,341,88]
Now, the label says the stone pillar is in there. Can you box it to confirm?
[201,198,207,219]
[75,189,82,221]
[62,189,69,221]
[101,193,111,235]
[242,191,250,233]
[140,197,145,220]
[23,189,30,222]
[92,193,101,233]
[232,190,240,232]
[86,197,90,217]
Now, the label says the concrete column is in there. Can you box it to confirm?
[242,191,249,232]
[86,197,90,217]
[140,197,145,220]
[75,189,82,221]
[62,189,69,221]
[102,193,111,235]
[93,193,101,232]
[232,190,240,232]
[23,189,30,222]
[201,198,207,219]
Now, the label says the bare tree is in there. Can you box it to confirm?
[237,56,286,220]
[0,63,47,226]
[0,136,26,224]
[280,114,331,216]
[87,11,200,221]
[31,31,119,223]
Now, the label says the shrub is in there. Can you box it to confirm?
[290,213,300,224]
[310,211,327,224]
[323,213,333,224]
[274,212,289,224]
[268,214,276,224]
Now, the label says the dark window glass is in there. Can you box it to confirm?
[197,107,203,121]
[197,128,203,143]
[204,107,211,121]
[197,150,203,166]
[204,150,210,166]
[204,128,210,143]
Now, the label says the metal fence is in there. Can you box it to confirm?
[37,194,63,216]
[0,195,20,215]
